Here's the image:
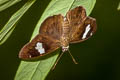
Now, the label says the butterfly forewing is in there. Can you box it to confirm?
[66,6,86,41]
[19,15,64,59]
[19,34,60,59]
[70,16,96,43]
[66,6,96,43]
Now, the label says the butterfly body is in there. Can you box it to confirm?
[61,17,70,52]
[19,6,96,62]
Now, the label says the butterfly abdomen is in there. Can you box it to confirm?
[61,18,70,48]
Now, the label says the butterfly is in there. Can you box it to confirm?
[19,6,96,68]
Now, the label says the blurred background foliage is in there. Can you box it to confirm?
[0,0,120,80]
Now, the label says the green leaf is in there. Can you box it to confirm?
[0,24,16,45]
[15,0,96,80]
[117,2,120,11]
[0,0,36,45]
[0,0,21,12]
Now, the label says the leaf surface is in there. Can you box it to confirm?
[117,2,120,10]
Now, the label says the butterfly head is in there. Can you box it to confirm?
[62,46,69,52]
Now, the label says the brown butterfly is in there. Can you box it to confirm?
[19,6,96,68]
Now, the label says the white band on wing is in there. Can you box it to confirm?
[82,24,91,39]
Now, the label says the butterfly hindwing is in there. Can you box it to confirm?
[19,34,60,59]
[39,14,64,40]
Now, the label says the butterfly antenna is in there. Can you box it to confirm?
[68,49,78,64]
[52,52,64,70]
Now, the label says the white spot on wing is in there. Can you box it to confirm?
[29,55,31,58]
[82,24,91,39]
[90,33,93,36]
[35,42,45,54]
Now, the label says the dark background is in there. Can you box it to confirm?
[0,0,120,80]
